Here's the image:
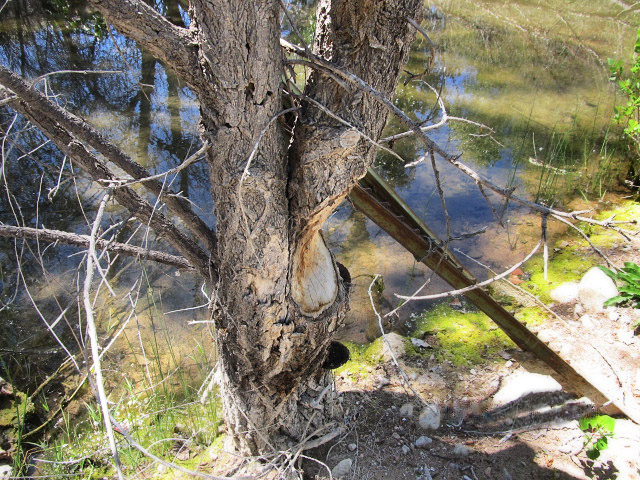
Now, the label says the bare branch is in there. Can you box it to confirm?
[83,191,125,480]
[0,85,215,280]
[87,0,204,90]
[0,224,195,270]
[395,239,542,301]
[0,65,218,254]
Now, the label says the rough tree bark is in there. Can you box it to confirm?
[2,0,422,458]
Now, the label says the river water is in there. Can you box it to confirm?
[0,0,638,383]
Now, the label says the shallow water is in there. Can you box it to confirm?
[0,0,638,375]
[326,0,639,341]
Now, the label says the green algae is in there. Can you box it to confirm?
[410,303,515,366]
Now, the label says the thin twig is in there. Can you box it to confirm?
[30,69,123,87]
[83,190,124,480]
[394,239,541,301]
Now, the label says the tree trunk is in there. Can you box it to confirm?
[194,0,422,455]
[49,0,422,456]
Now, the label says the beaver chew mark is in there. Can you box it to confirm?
[291,233,338,317]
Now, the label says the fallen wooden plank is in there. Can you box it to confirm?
[349,169,640,423]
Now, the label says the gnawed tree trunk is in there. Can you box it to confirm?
[6,0,422,456]
[194,0,422,454]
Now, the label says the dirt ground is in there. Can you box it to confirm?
[303,238,640,480]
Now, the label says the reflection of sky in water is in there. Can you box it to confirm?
[0,8,212,364]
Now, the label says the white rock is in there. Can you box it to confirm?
[578,267,618,313]
[399,403,414,417]
[0,465,10,478]
[331,458,353,478]
[376,376,390,387]
[452,443,473,456]
[415,436,433,448]
[381,333,406,361]
[418,403,441,430]
[550,282,580,304]
[580,314,595,329]
[492,372,562,407]
[347,443,357,451]
[574,303,584,316]
[401,445,410,455]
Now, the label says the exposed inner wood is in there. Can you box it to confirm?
[291,232,338,316]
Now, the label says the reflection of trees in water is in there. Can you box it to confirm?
[0,0,208,381]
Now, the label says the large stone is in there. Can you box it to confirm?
[578,267,619,313]
[549,282,579,304]
[331,458,352,478]
[381,333,406,362]
[492,371,562,407]
[418,404,441,430]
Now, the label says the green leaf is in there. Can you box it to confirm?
[595,437,609,451]
[603,296,627,306]
[586,449,601,460]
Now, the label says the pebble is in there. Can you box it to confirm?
[492,371,561,406]
[401,445,410,455]
[418,403,441,430]
[580,314,595,329]
[331,458,353,478]
[392,432,401,440]
[347,443,357,451]
[399,403,414,417]
[0,465,12,478]
[376,376,390,387]
[416,466,433,480]
[381,332,407,361]
[415,436,433,448]
[452,443,473,456]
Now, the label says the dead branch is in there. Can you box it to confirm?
[0,224,194,270]
[83,190,124,480]
[0,65,218,254]
[0,79,214,280]
[395,239,541,301]
[86,0,205,90]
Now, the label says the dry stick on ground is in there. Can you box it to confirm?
[83,190,124,480]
